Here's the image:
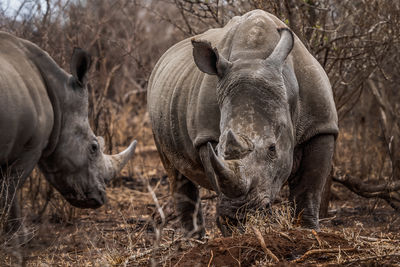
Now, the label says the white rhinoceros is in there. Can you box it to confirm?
[148,10,338,236]
[0,31,136,238]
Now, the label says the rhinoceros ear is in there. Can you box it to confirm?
[267,28,294,65]
[71,48,91,86]
[191,39,232,78]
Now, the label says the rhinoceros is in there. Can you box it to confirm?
[0,31,137,238]
[148,10,338,236]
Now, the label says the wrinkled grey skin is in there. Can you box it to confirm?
[148,10,338,236]
[0,32,137,241]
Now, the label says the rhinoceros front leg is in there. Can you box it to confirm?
[153,138,205,238]
[2,186,21,234]
[1,153,40,246]
[289,134,335,229]
[173,172,205,238]
[1,172,27,240]
[1,172,27,264]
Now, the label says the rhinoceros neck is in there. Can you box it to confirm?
[22,40,68,158]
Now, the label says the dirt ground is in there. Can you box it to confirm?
[1,144,400,266]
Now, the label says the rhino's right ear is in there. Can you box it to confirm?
[71,48,91,87]
[191,39,232,78]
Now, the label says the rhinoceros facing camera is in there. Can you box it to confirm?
[148,10,338,236]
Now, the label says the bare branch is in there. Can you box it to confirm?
[333,173,400,211]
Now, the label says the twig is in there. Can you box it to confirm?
[358,235,399,242]
[276,231,294,242]
[188,238,207,245]
[312,229,322,248]
[343,254,400,265]
[251,226,279,263]
[207,250,214,267]
[292,248,358,263]
[126,243,167,262]
[333,174,400,193]
[332,173,400,211]
[125,237,184,263]
[146,179,165,265]
[319,215,336,222]
[201,194,218,200]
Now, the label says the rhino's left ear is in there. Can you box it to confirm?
[267,28,294,66]
[71,48,91,86]
[192,39,232,78]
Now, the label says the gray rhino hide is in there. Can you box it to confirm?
[148,10,338,191]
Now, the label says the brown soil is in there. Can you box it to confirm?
[171,230,352,266]
[1,148,400,266]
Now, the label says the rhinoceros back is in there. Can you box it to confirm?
[0,32,53,168]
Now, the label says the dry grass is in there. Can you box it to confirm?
[1,152,399,266]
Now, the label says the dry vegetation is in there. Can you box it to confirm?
[1,0,400,266]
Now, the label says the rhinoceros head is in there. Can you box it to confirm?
[192,29,295,232]
[39,48,136,209]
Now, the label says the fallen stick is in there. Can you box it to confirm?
[358,235,399,242]
[207,250,214,267]
[271,229,293,242]
[344,253,400,264]
[251,226,279,262]
[292,247,358,263]
[311,229,322,248]
[201,194,218,200]
[126,238,183,262]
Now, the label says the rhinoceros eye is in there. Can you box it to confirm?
[267,144,277,159]
[268,144,276,152]
[89,141,99,154]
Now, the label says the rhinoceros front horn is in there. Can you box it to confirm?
[104,140,137,183]
[207,142,248,198]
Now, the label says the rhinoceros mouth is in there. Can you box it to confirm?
[216,195,272,236]
[65,189,106,209]
[66,196,105,209]
[217,194,271,220]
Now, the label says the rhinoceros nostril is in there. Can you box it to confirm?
[260,198,271,210]
[76,190,106,208]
